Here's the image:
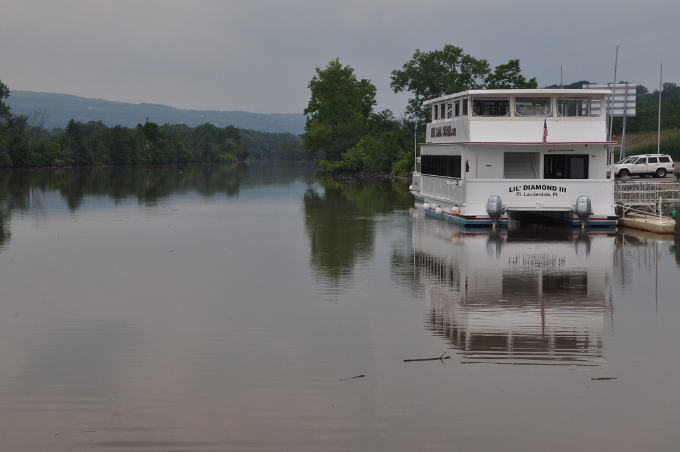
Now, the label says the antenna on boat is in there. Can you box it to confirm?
[658,63,663,154]
[608,46,619,144]
[560,65,563,89]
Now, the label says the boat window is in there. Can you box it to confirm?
[544,154,589,179]
[447,102,453,119]
[454,100,460,117]
[440,103,446,120]
[557,97,601,117]
[515,97,552,116]
[421,155,462,178]
[432,104,439,120]
[471,97,510,116]
[462,99,468,116]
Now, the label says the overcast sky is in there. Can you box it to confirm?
[2,0,678,115]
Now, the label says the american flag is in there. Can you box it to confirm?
[542,118,548,145]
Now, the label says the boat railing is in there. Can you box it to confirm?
[420,174,464,205]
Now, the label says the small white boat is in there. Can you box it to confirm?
[410,88,618,228]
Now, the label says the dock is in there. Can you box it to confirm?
[615,179,679,234]
[618,214,676,234]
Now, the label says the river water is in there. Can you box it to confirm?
[0,162,679,451]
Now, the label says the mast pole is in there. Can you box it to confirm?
[608,46,618,144]
[658,64,663,154]
[414,123,417,169]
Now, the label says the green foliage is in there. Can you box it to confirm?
[0,116,258,168]
[175,143,192,164]
[64,119,81,165]
[391,150,415,175]
[391,47,538,125]
[484,60,537,89]
[315,108,415,176]
[390,45,490,125]
[544,80,593,89]
[302,58,377,162]
[0,79,305,169]
[626,133,680,162]
[36,141,65,167]
[0,79,10,120]
[0,123,11,167]
[6,115,30,167]
[240,130,307,161]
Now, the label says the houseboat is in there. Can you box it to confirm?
[410,89,618,228]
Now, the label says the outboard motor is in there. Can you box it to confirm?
[486,195,505,229]
[574,195,592,229]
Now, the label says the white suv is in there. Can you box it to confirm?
[610,154,675,178]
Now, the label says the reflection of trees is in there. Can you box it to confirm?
[304,184,375,285]
[304,177,411,287]
[0,163,252,210]
[242,161,316,186]
[0,208,9,251]
[0,162,317,253]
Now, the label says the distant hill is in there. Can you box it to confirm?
[5,91,305,135]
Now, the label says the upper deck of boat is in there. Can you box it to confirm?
[423,89,614,146]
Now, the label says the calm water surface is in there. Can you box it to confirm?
[0,163,679,451]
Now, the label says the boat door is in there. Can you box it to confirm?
[476,153,499,179]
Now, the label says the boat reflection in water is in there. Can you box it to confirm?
[412,212,615,366]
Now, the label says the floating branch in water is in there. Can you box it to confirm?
[339,375,365,381]
[404,352,451,363]
[591,377,617,381]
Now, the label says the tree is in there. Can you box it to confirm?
[27,109,49,152]
[544,80,592,89]
[302,58,376,162]
[6,114,30,167]
[0,79,10,120]
[64,119,88,165]
[390,45,490,125]
[484,60,537,89]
